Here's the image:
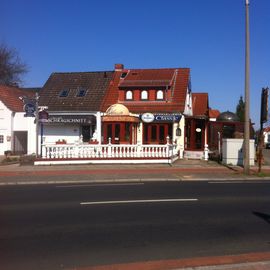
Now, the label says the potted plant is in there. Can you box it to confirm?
[89,139,99,144]
[56,139,67,144]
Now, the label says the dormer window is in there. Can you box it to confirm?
[59,89,69,97]
[156,90,164,100]
[126,90,133,100]
[141,90,148,100]
[76,88,87,97]
[120,72,127,79]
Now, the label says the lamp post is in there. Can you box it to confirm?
[243,0,250,174]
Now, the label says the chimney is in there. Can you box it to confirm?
[115,64,124,71]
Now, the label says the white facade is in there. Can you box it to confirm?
[0,100,36,155]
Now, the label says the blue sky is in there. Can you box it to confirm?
[1,0,270,129]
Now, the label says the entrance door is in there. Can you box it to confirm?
[103,123,136,144]
[13,131,27,155]
[143,123,172,144]
[185,119,205,150]
[82,125,91,142]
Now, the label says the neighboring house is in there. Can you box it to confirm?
[209,109,220,121]
[263,126,270,145]
[100,64,192,154]
[0,85,37,155]
[38,71,114,145]
[184,93,209,159]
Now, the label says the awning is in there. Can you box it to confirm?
[102,115,139,123]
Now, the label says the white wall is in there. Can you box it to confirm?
[0,101,12,155]
[41,124,80,144]
[13,112,36,155]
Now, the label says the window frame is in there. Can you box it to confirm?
[141,90,148,100]
[125,90,133,100]
[59,89,70,98]
[76,88,87,97]
[0,135,4,143]
[156,90,164,100]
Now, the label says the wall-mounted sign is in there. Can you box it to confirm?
[23,103,36,117]
[47,115,96,124]
[141,113,182,123]
[141,113,155,123]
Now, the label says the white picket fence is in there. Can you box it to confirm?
[41,142,178,160]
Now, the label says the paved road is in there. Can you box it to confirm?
[0,181,270,270]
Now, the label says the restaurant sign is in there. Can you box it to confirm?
[141,113,182,123]
[47,115,95,124]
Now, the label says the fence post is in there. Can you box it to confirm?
[179,144,184,159]
[166,136,170,157]
[108,137,112,158]
[74,142,79,158]
[41,144,46,158]
[204,144,209,161]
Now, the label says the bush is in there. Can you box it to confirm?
[4,150,12,157]
[20,155,35,166]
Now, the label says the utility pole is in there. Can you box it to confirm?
[243,0,250,174]
[35,91,39,158]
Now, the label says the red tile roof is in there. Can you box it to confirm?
[0,85,36,112]
[101,67,190,113]
[119,69,175,88]
[192,93,209,117]
[209,109,220,119]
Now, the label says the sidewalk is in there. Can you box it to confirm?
[0,158,269,185]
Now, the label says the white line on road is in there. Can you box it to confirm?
[80,198,198,206]
[56,183,145,188]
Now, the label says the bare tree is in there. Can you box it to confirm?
[0,43,28,86]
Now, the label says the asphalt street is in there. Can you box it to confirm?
[0,181,270,270]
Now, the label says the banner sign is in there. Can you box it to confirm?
[47,115,96,124]
[141,113,182,123]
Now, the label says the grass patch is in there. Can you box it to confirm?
[256,172,270,177]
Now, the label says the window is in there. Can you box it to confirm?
[126,90,133,100]
[141,90,148,100]
[0,135,3,143]
[156,90,164,100]
[120,72,127,79]
[76,88,87,97]
[59,89,69,97]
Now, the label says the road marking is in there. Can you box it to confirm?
[80,198,198,205]
[56,183,144,188]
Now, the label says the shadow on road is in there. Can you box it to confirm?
[253,211,270,224]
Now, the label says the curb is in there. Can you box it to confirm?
[65,252,270,270]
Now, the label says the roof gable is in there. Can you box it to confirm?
[101,67,190,113]
[0,85,36,112]
[192,93,209,117]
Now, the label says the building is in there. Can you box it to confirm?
[0,85,37,155]
[24,64,213,164]
[38,71,114,145]
[100,64,193,155]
